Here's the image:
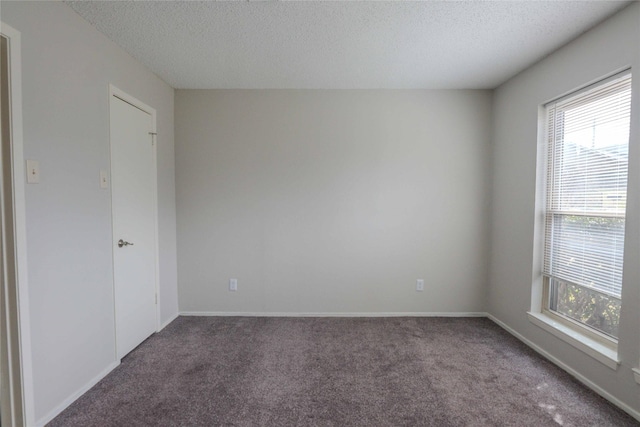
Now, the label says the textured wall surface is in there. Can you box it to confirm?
[488,2,640,417]
[1,1,178,424]
[176,89,492,315]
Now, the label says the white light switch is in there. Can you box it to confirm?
[100,170,109,189]
[229,278,238,292]
[26,160,40,184]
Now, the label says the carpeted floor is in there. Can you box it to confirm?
[49,317,638,426]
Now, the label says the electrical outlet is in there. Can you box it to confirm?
[229,278,238,292]
[416,279,424,292]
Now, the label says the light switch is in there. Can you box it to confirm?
[26,160,40,184]
[100,170,109,189]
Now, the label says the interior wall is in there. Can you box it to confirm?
[488,2,640,416]
[1,1,178,423]
[176,89,492,314]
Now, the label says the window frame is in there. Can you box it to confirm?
[530,69,632,368]
[542,277,618,350]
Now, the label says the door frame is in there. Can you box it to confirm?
[108,85,161,359]
[0,21,35,426]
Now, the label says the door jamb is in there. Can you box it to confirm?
[0,21,35,426]
[108,85,161,360]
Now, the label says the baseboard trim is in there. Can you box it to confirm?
[159,311,180,331]
[35,360,120,427]
[180,311,489,318]
[487,314,640,423]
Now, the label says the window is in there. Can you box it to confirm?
[541,71,632,341]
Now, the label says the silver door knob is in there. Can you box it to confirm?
[118,239,134,248]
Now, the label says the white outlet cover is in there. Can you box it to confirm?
[416,279,424,291]
[229,278,238,291]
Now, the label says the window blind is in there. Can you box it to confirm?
[543,72,631,298]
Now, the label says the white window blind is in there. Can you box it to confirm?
[544,72,631,299]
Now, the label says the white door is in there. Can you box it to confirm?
[110,93,157,360]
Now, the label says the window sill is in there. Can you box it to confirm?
[527,312,619,370]
[633,368,640,385]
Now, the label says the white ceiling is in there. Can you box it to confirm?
[65,1,631,89]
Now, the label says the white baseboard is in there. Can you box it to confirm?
[159,311,180,331]
[180,311,489,318]
[35,360,120,427]
[487,314,640,423]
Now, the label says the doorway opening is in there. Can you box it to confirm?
[1,22,34,426]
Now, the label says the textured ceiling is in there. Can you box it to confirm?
[65,1,631,89]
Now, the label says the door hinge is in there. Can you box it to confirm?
[155,293,158,305]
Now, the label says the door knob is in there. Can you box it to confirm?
[118,239,134,248]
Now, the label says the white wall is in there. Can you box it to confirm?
[1,1,178,424]
[176,90,492,314]
[6,0,636,422]
[488,2,640,416]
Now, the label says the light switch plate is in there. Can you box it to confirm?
[100,170,109,189]
[26,160,40,184]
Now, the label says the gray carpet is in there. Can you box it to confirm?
[49,317,638,426]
